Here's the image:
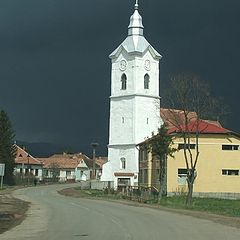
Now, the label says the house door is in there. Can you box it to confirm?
[117,178,130,191]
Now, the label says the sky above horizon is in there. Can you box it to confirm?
[0,0,240,156]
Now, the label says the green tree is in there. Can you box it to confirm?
[147,124,177,201]
[0,110,16,185]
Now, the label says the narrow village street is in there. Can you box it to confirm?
[1,184,240,240]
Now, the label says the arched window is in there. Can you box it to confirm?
[121,74,127,90]
[120,157,126,169]
[144,74,150,89]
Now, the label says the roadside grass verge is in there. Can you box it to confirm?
[60,187,240,218]
[158,196,240,217]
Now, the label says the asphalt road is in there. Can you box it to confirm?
[1,184,240,240]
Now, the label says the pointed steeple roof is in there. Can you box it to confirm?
[128,0,144,36]
[109,1,161,60]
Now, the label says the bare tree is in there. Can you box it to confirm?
[162,73,225,205]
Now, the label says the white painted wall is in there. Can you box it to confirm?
[101,6,162,187]
[101,49,162,187]
[14,165,43,181]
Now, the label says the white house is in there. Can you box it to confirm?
[14,144,43,181]
[101,1,162,188]
[39,153,103,182]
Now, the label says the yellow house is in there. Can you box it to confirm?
[138,109,240,198]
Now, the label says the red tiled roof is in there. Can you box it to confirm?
[160,108,233,135]
[160,108,197,128]
[84,158,101,169]
[138,109,239,146]
[15,145,42,165]
[168,119,230,135]
[38,153,101,169]
[40,157,81,169]
[95,157,107,167]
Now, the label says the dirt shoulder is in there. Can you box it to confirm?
[59,187,240,229]
[0,188,29,234]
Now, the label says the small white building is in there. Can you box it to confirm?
[101,2,162,188]
[39,153,102,182]
[14,145,43,181]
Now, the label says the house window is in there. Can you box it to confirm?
[35,169,38,176]
[222,169,239,176]
[138,169,143,184]
[122,117,125,123]
[178,168,187,185]
[120,157,126,169]
[118,178,130,186]
[66,170,71,177]
[222,145,239,150]
[178,143,196,150]
[121,73,127,90]
[143,169,148,184]
[155,169,160,183]
[139,148,148,161]
[144,74,150,89]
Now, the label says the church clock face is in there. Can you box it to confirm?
[119,60,127,71]
[144,59,151,71]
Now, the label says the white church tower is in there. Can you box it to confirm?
[101,1,162,188]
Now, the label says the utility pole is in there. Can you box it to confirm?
[27,154,30,186]
[91,143,99,180]
[0,163,5,190]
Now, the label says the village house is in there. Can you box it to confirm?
[38,153,105,182]
[14,144,43,182]
[138,109,240,198]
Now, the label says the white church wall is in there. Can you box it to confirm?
[134,96,161,142]
[134,52,160,97]
[109,97,134,144]
[101,2,162,187]
[107,146,139,173]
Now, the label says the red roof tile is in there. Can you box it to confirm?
[160,108,234,135]
[15,145,42,165]
[38,153,101,169]
[95,157,107,167]
[160,108,197,128]
[168,119,230,134]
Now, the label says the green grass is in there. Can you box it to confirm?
[159,196,240,217]
[73,188,129,200]
[73,188,240,218]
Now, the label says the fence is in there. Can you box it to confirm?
[79,180,114,190]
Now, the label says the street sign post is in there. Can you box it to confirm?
[0,163,5,189]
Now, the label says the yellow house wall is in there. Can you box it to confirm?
[167,134,240,193]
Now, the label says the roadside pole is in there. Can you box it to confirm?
[0,163,5,189]
[0,175,3,189]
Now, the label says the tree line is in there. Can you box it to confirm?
[0,110,16,185]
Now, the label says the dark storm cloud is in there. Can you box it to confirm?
[0,0,240,155]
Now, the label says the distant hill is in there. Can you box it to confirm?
[15,141,78,158]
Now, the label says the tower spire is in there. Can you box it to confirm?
[128,0,143,36]
[135,0,139,10]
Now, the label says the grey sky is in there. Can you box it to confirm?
[0,0,239,155]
